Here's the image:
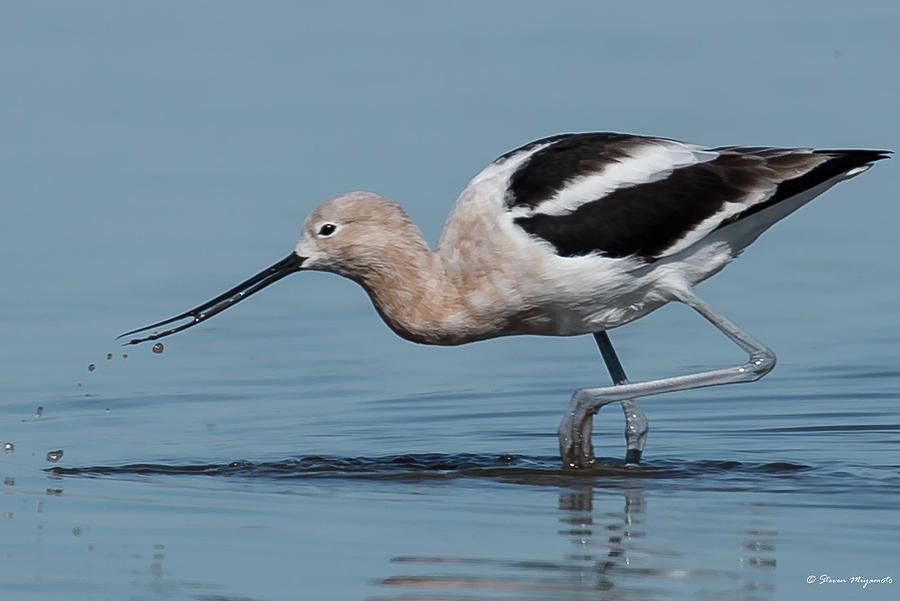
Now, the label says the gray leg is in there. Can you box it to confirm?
[559,290,776,468]
[593,332,648,465]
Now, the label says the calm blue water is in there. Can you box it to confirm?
[2,2,898,600]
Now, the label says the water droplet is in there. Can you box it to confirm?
[3,442,13,454]
[46,449,64,463]
[106,353,113,360]
[88,363,96,372]
[152,342,164,354]
[35,406,43,418]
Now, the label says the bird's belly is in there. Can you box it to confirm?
[517,294,668,337]
[512,238,737,337]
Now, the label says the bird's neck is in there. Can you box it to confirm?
[348,230,519,346]
[348,237,455,344]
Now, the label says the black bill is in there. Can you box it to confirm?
[118,253,306,345]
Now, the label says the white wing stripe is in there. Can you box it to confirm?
[468,141,558,188]
[509,142,719,218]
[659,188,772,256]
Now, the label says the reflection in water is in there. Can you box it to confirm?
[374,483,777,601]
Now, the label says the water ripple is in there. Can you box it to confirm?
[46,453,815,486]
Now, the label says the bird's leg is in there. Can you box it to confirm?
[593,331,648,465]
[559,290,776,468]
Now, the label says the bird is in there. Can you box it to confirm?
[120,132,889,468]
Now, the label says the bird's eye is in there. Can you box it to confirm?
[318,223,337,237]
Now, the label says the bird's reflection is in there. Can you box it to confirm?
[374,481,776,601]
[554,483,660,599]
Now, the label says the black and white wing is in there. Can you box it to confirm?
[499,133,889,262]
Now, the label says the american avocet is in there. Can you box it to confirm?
[121,133,889,468]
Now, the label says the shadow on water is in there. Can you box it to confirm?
[47,452,816,490]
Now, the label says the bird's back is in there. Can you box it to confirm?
[496,133,888,262]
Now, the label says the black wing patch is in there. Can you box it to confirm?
[512,146,889,261]
[514,156,740,259]
[501,132,659,210]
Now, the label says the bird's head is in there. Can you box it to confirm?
[118,191,423,345]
